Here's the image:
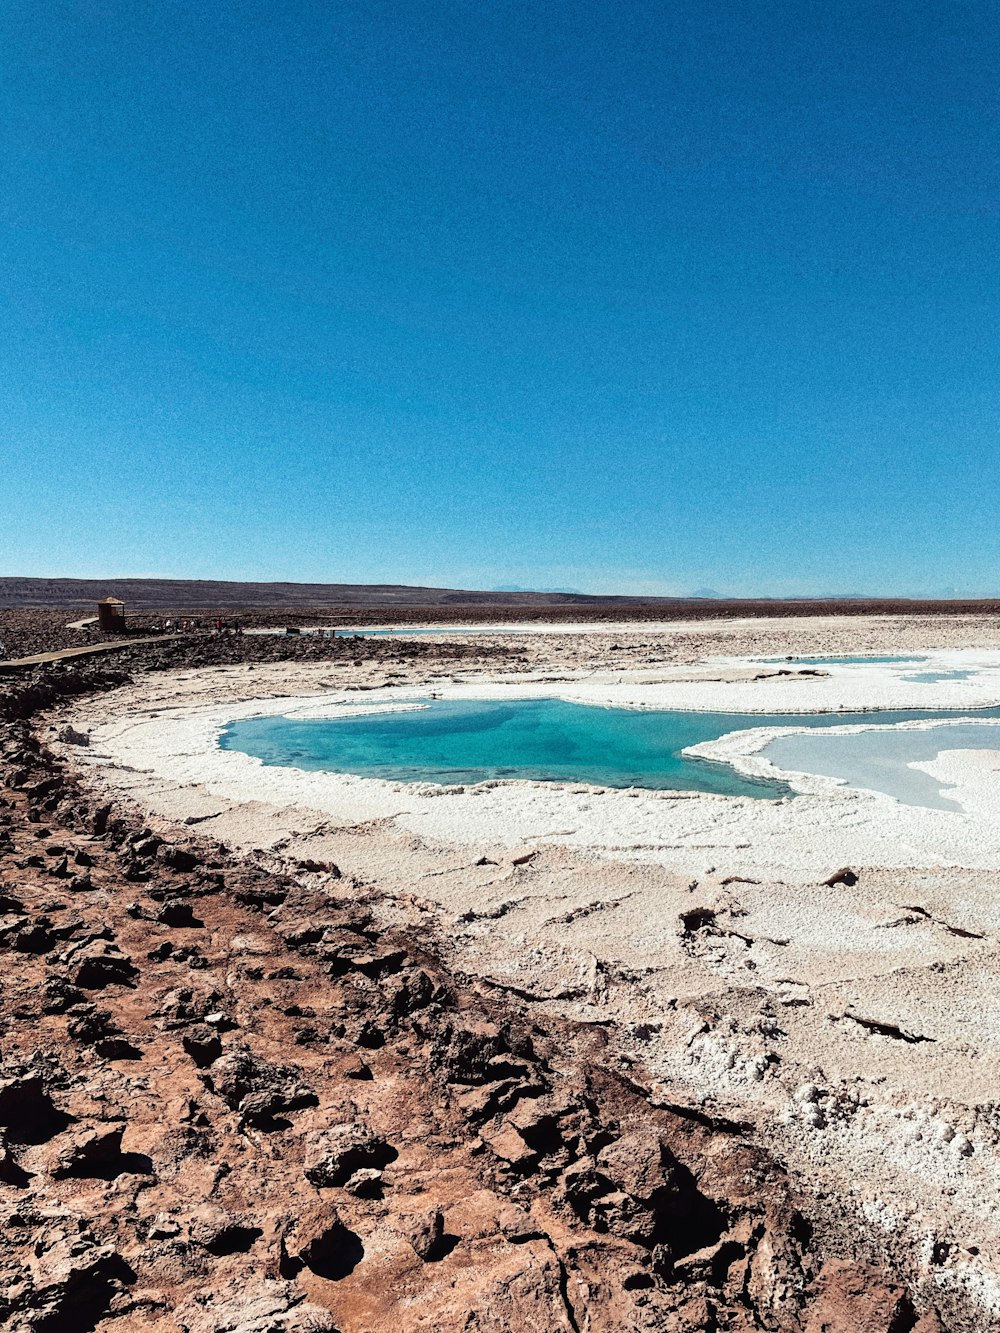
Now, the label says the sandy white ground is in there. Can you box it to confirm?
[54,620,1000,1328]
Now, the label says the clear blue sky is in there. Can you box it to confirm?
[3,0,999,596]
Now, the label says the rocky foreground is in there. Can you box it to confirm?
[0,660,949,1332]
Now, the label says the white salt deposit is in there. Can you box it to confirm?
[69,647,1000,881]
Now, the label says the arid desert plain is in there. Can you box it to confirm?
[7,608,1000,1330]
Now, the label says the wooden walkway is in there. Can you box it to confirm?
[0,635,174,672]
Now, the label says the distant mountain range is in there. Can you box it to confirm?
[491,584,583,594]
[3,576,999,615]
[0,576,687,611]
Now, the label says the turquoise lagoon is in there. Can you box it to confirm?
[219,698,1000,807]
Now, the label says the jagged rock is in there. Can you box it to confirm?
[596,1126,726,1255]
[13,1227,134,1330]
[303,1123,397,1187]
[12,921,55,953]
[67,1005,118,1045]
[57,725,90,746]
[95,1035,143,1060]
[295,858,341,876]
[403,1206,451,1262]
[175,1280,337,1333]
[344,1167,383,1198]
[804,1259,918,1332]
[157,844,202,872]
[435,1019,536,1086]
[597,1127,681,1203]
[0,912,29,946]
[67,940,138,989]
[560,1157,611,1218]
[387,967,438,1017]
[347,946,407,979]
[26,775,63,802]
[132,834,164,859]
[41,976,86,1014]
[155,984,227,1028]
[183,1024,224,1067]
[14,911,87,954]
[50,1123,144,1179]
[507,1095,568,1155]
[235,880,289,910]
[482,1123,539,1172]
[454,1076,545,1125]
[157,899,203,928]
[205,1048,317,1124]
[0,1129,32,1186]
[0,1073,70,1143]
[186,1204,263,1256]
[822,867,859,888]
[280,1203,364,1280]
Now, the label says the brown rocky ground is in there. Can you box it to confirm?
[0,612,532,669]
[0,639,951,1331]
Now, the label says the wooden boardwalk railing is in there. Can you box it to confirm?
[0,636,174,672]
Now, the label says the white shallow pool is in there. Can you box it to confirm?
[763,721,1000,810]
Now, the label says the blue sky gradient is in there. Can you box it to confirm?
[3,1,999,595]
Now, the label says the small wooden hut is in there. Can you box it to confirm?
[97,596,126,632]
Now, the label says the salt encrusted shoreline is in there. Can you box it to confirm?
[54,621,1000,1326]
[71,648,1000,880]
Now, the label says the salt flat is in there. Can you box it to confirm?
[55,614,1000,1325]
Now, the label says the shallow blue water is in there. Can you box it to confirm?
[342,626,510,636]
[763,654,927,666]
[219,698,1000,801]
[765,721,1000,810]
[900,670,975,684]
